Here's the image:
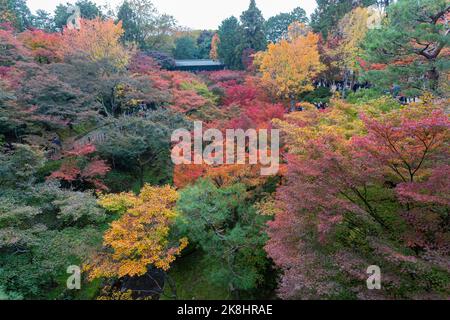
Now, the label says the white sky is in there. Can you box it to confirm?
[27,0,317,30]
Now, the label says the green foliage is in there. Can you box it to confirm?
[311,0,376,39]
[0,145,107,299]
[173,36,199,59]
[31,9,53,31]
[53,0,104,32]
[117,0,139,44]
[0,285,23,300]
[361,0,450,95]
[162,251,231,300]
[265,7,308,43]
[240,0,266,52]
[115,0,177,51]
[176,180,270,296]
[197,30,215,59]
[96,109,191,188]
[179,80,219,104]
[217,16,244,70]
[301,87,332,104]
[0,0,32,31]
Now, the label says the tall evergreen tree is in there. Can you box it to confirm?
[197,30,214,59]
[217,16,243,69]
[117,0,139,44]
[115,0,177,51]
[240,0,266,52]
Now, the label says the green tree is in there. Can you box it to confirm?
[173,36,199,59]
[217,16,243,69]
[0,0,32,31]
[240,0,266,51]
[96,110,191,188]
[53,0,104,32]
[362,0,450,95]
[31,10,53,31]
[197,30,214,59]
[115,0,177,51]
[265,7,308,43]
[116,0,139,44]
[311,0,376,39]
[176,179,270,298]
[0,145,106,299]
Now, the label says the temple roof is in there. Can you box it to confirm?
[174,59,224,67]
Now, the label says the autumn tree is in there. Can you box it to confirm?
[48,144,110,191]
[254,28,326,110]
[9,59,100,133]
[210,33,220,60]
[59,18,130,70]
[87,185,188,279]
[311,0,376,39]
[18,29,62,64]
[267,96,450,299]
[325,7,370,93]
[362,0,450,95]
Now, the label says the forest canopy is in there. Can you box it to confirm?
[0,0,448,301]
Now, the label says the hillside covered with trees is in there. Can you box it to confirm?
[0,0,448,300]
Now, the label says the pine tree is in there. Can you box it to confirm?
[217,16,243,69]
[240,0,267,52]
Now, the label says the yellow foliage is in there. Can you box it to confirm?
[254,31,325,100]
[328,7,370,73]
[210,33,220,61]
[59,18,130,69]
[273,98,368,156]
[86,185,188,280]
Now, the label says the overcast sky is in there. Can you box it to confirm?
[27,0,317,30]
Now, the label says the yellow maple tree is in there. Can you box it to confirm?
[59,18,130,69]
[86,185,188,280]
[254,26,325,109]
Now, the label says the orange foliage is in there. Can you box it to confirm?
[59,18,130,69]
[18,29,62,63]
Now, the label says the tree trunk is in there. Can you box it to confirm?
[429,66,440,92]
